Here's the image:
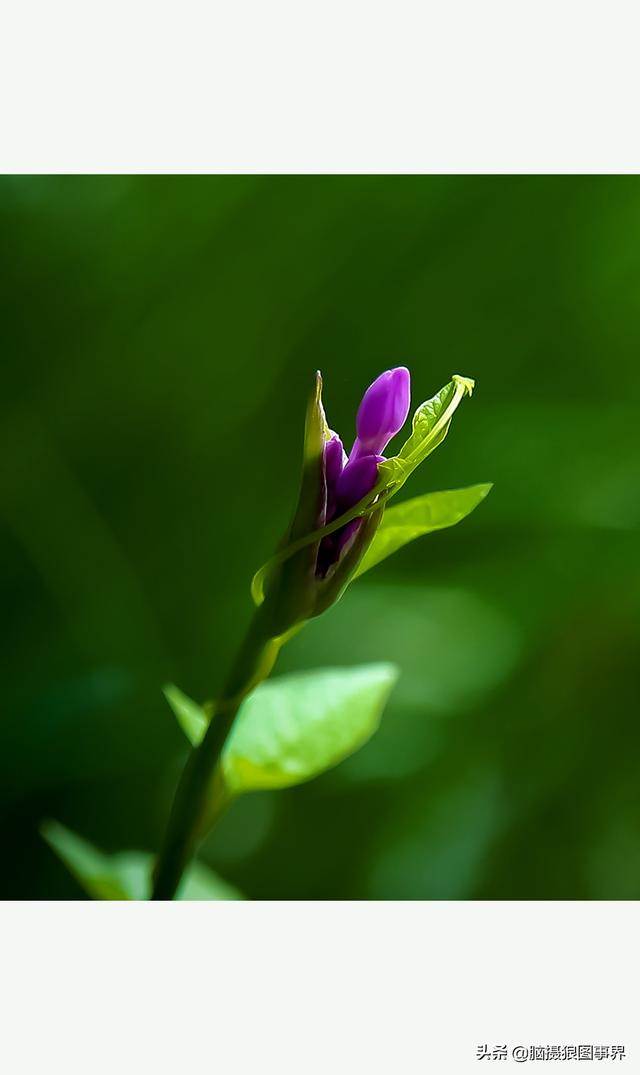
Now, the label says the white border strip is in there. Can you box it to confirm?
[1,901,637,1073]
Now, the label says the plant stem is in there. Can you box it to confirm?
[152,606,282,900]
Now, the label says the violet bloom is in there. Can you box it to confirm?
[317,367,410,576]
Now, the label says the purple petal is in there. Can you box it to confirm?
[324,433,346,489]
[315,453,382,577]
[335,454,383,511]
[324,433,347,520]
[315,366,410,579]
[336,517,363,555]
[350,366,411,461]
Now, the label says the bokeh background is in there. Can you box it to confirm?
[1,175,639,899]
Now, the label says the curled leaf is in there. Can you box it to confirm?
[379,374,476,492]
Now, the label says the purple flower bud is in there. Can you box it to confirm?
[350,366,411,462]
[335,454,384,511]
[316,367,408,578]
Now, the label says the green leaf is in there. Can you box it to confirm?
[224,663,399,791]
[41,820,133,899]
[164,683,208,746]
[250,370,329,616]
[378,374,475,492]
[399,378,462,460]
[165,663,399,792]
[291,369,330,541]
[41,820,242,900]
[179,861,242,900]
[312,504,384,616]
[354,483,493,578]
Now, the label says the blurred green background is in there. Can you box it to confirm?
[1,175,639,899]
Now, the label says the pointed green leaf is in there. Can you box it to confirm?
[251,370,329,613]
[312,504,384,616]
[399,377,469,461]
[41,820,242,900]
[378,374,475,492]
[41,820,133,899]
[225,663,399,792]
[164,683,208,745]
[353,483,493,578]
[292,369,330,540]
[165,663,399,792]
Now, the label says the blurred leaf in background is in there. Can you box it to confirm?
[1,175,639,898]
[41,820,240,900]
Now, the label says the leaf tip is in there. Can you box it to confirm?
[379,659,401,684]
[163,682,208,746]
[39,817,58,847]
[452,373,476,396]
[162,681,187,714]
[379,661,401,697]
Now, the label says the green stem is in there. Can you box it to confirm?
[152,605,282,900]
